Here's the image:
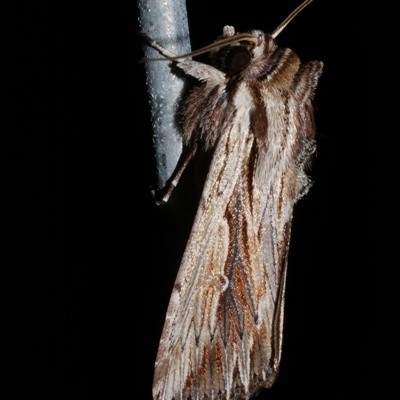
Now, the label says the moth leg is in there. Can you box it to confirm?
[139,31,178,59]
[140,31,225,85]
[152,145,197,205]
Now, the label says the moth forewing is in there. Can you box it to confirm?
[144,1,323,399]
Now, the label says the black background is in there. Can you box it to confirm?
[9,1,386,399]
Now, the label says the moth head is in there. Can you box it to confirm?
[208,28,262,75]
[208,0,314,70]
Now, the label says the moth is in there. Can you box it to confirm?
[142,1,323,399]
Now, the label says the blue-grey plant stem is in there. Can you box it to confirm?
[138,0,191,189]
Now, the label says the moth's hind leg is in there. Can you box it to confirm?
[140,31,194,204]
[152,146,197,205]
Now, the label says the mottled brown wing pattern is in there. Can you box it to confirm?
[151,26,322,400]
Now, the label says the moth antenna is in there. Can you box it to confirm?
[140,32,259,63]
[272,0,313,38]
